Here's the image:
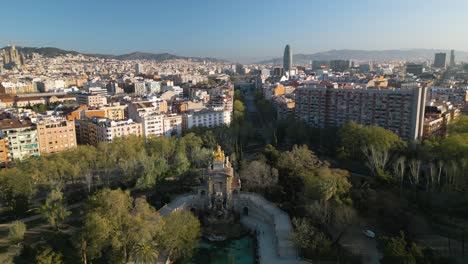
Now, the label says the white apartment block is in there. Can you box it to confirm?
[0,119,40,161]
[163,115,182,137]
[128,100,165,138]
[145,81,161,94]
[182,107,232,130]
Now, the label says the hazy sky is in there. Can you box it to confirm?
[1,0,467,62]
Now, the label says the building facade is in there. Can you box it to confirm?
[0,119,40,161]
[183,108,231,129]
[295,86,427,141]
[76,117,142,145]
[283,45,293,72]
[76,93,107,107]
[36,119,77,154]
[162,115,183,137]
[434,53,447,69]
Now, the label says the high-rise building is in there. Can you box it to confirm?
[433,53,447,69]
[283,45,293,72]
[330,60,350,72]
[405,63,423,76]
[135,63,144,75]
[273,67,285,77]
[449,50,456,67]
[295,86,427,141]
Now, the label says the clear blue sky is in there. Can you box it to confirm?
[1,0,467,62]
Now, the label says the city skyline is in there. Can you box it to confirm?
[1,0,468,62]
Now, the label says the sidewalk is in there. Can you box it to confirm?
[241,216,305,264]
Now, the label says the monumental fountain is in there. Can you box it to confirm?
[158,146,301,263]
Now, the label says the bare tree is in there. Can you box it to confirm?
[362,145,389,178]
[392,156,406,191]
[437,160,444,189]
[408,159,421,185]
[426,162,436,192]
[444,160,458,189]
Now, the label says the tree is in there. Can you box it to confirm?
[75,212,111,264]
[136,154,168,189]
[159,210,200,261]
[35,246,63,264]
[362,144,391,181]
[9,220,26,246]
[233,100,245,122]
[301,167,351,203]
[392,156,406,191]
[79,189,161,263]
[263,144,280,167]
[202,130,218,149]
[277,145,324,176]
[379,231,426,264]
[131,243,159,264]
[291,218,331,257]
[38,189,70,230]
[172,146,190,176]
[0,168,36,216]
[339,121,405,161]
[239,160,278,192]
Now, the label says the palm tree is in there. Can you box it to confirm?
[131,242,159,264]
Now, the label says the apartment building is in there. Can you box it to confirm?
[76,93,107,107]
[295,86,427,141]
[100,104,127,120]
[0,138,9,167]
[36,119,77,154]
[76,117,142,145]
[128,100,169,137]
[182,107,232,130]
[0,118,40,161]
[162,115,183,137]
[134,82,146,96]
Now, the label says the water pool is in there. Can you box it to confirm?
[181,235,256,264]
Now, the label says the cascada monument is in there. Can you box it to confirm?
[158,146,301,263]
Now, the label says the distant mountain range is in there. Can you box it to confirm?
[0,46,224,62]
[258,49,468,65]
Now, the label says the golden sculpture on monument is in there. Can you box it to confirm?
[213,145,225,162]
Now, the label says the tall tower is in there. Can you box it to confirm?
[449,50,455,67]
[433,53,447,69]
[283,45,292,72]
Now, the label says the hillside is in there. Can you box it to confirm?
[0,46,223,62]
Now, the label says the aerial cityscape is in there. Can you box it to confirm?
[1,0,468,264]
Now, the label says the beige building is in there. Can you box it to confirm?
[36,119,77,154]
[100,104,127,120]
[14,96,47,107]
[77,117,142,145]
[76,93,107,107]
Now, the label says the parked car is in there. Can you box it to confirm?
[363,229,376,238]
